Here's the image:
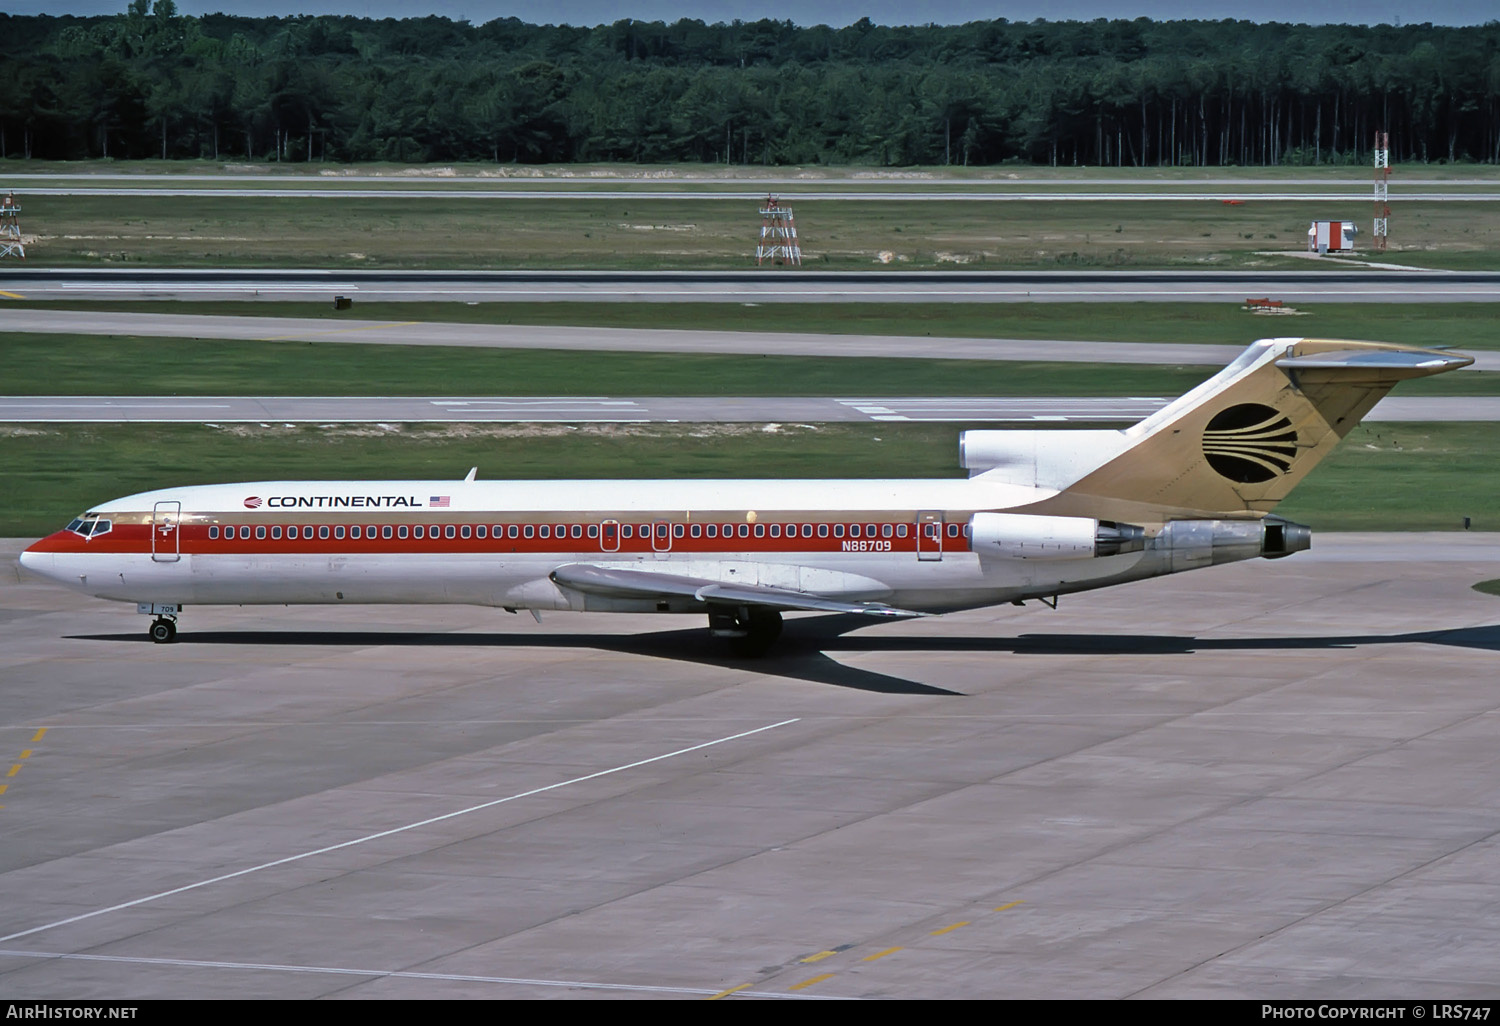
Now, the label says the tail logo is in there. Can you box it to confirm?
[1202,404,1298,483]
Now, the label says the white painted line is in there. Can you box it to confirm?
[0,949,836,999]
[0,718,801,945]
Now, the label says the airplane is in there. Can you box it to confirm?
[18,337,1471,656]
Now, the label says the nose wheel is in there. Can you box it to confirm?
[149,617,177,644]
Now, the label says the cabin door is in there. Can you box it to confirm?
[152,500,181,563]
[916,510,944,562]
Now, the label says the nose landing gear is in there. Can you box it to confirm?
[138,603,182,644]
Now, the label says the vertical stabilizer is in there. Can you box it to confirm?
[1018,338,1471,522]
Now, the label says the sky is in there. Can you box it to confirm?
[3,2,1495,27]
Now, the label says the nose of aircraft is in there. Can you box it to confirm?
[18,542,55,582]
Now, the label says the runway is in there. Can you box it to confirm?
[5,309,1499,375]
[2,394,1496,424]
[6,268,1500,303]
[3,533,1498,998]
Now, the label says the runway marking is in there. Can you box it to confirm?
[5,765,19,778]
[929,921,970,936]
[258,320,419,342]
[31,728,46,743]
[0,290,23,299]
[0,717,801,944]
[707,983,753,999]
[861,947,903,962]
[789,973,835,991]
[994,900,1025,912]
[0,949,832,999]
[800,950,838,963]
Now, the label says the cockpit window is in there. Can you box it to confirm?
[65,515,111,539]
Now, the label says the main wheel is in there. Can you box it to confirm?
[149,619,177,644]
[727,609,782,658]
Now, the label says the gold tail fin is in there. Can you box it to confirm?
[1022,338,1471,523]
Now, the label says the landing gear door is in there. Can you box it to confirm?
[916,510,943,562]
[152,500,181,563]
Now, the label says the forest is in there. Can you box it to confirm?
[2,1,1499,168]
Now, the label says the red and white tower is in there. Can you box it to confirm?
[755,195,801,267]
[0,191,23,259]
[1373,132,1390,253]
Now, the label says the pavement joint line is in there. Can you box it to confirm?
[0,717,800,945]
[0,948,833,998]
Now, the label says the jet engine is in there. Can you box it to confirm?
[1149,517,1311,567]
[968,512,1146,560]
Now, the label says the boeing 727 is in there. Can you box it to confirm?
[19,337,1471,655]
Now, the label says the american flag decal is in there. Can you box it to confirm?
[429,495,451,508]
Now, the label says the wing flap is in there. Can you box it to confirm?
[549,563,924,618]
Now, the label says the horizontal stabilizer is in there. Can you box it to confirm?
[1276,349,1474,378]
[550,563,924,618]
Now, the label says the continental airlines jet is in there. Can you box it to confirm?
[20,338,1470,655]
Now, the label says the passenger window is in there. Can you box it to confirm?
[882,524,893,538]
[539,525,550,539]
[769,524,781,539]
[209,526,219,540]
[690,524,701,538]
[802,524,813,538]
[587,524,598,539]
[673,524,684,539]
[240,526,251,540]
[507,525,518,539]
[817,524,829,538]
[271,526,282,540]
[897,524,908,538]
[834,524,845,538]
[571,524,583,539]
[947,524,960,538]
[318,526,329,540]
[706,524,718,538]
[753,524,765,538]
[524,525,534,539]
[475,525,486,539]
[461,525,472,539]
[382,525,392,539]
[397,525,408,539]
[350,526,361,540]
[621,525,632,539]
[413,525,424,539]
[445,525,456,539]
[737,524,749,538]
[334,526,345,540]
[850,524,861,538]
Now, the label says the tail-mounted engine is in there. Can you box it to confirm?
[1149,516,1311,568]
[968,512,1146,560]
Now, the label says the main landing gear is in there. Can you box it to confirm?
[708,605,783,658]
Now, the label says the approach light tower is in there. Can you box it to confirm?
[1373,132,1390,253]
[0,191,23,259]
[755,195,801,267]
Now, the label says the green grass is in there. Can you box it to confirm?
[1276,423,1499,531]
[0,334,1219,397]
[9,300,1499,351]
[3,422,967,535]
[5,420,1491,537]
[11,191,1500,270]
[1474,580,1500,597]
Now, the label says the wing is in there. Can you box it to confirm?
[549,563,925,618]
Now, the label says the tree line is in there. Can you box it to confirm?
[3,1,1499,167]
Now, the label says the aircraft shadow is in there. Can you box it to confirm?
[69,617,1500,696]
[69,615,957,697]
